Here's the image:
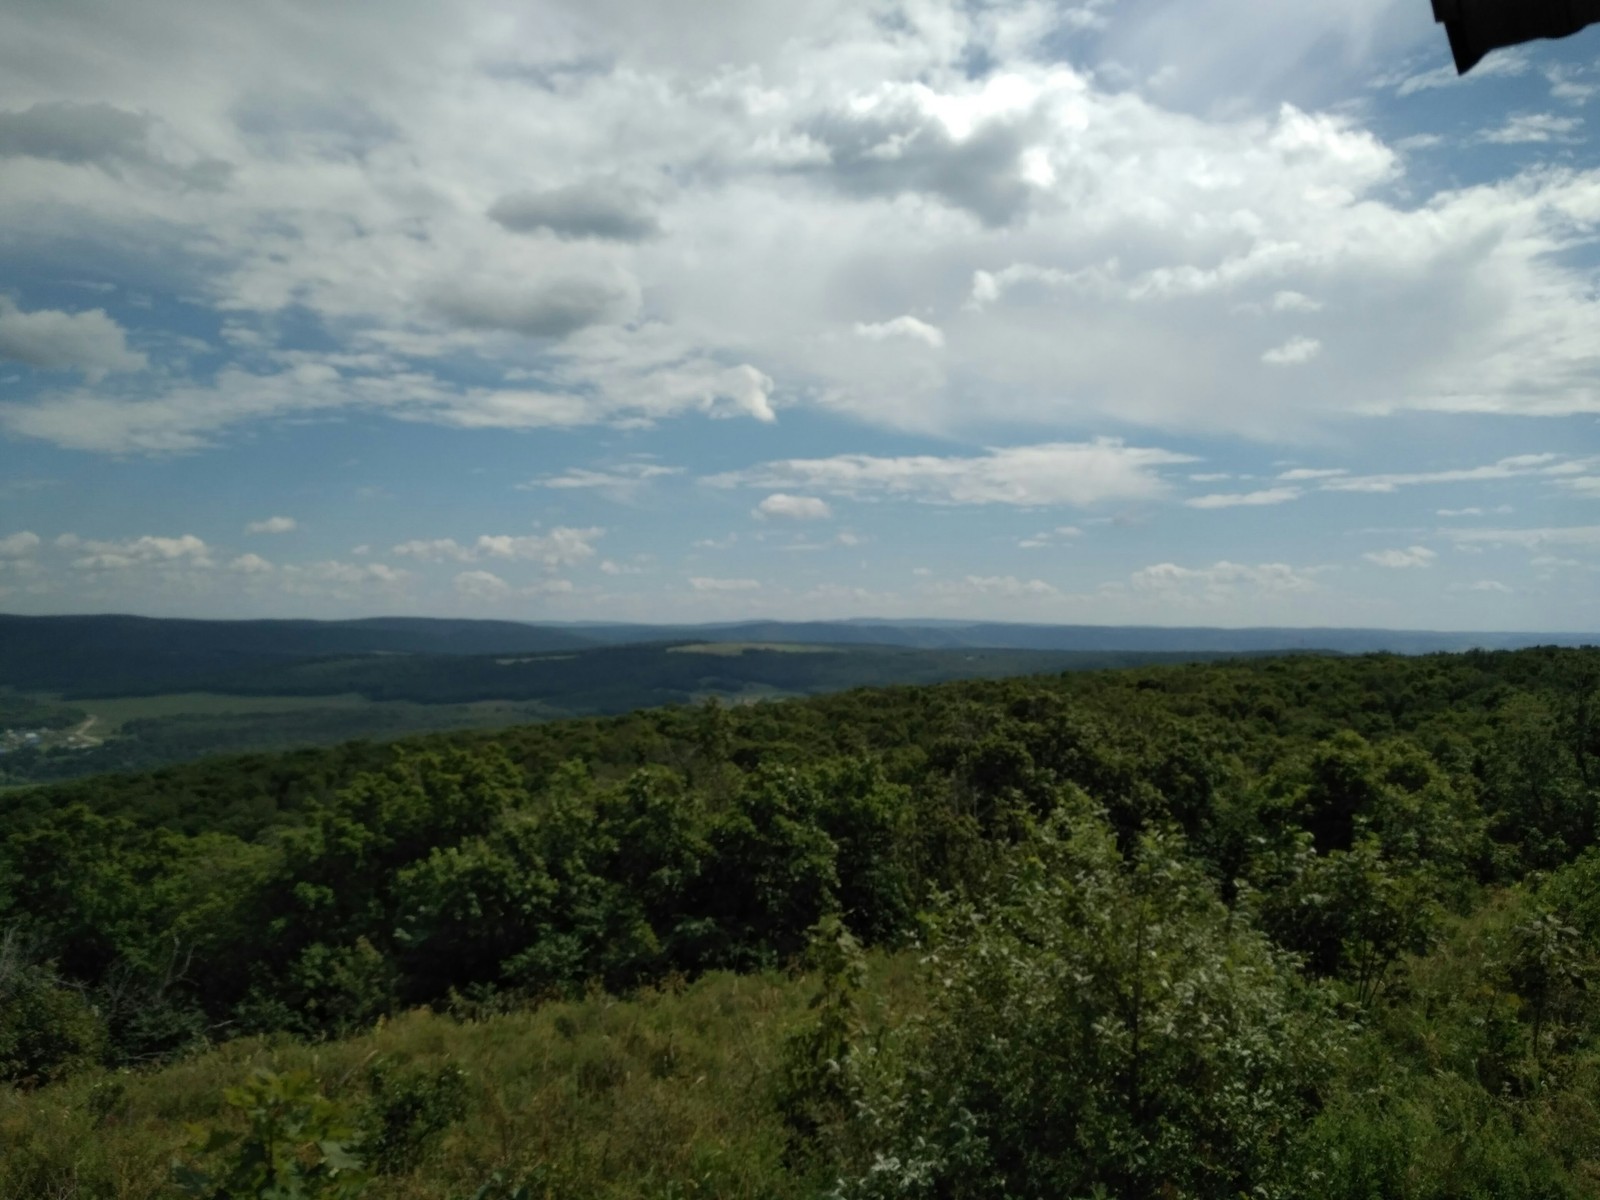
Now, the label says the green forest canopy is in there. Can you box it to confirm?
[4,644,1600,1198]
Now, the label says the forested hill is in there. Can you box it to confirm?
[4,611,1593,694]
[0,613,593,694]
[5,645,1600,1198]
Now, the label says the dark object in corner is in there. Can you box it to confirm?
[1432,0,1600,74]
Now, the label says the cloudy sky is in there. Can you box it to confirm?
[1,0,1597,629]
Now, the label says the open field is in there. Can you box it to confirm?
[81,690,379,733]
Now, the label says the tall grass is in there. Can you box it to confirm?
[0,960,921,1200]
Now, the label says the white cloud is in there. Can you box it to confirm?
[1467,579,1512,594]
[1326,454,1589,494]
[392,538,475,562]
[1125,560,1324,606]
[526,463,682,500]
[69,533,212,570]
[1271,290,1323,313]
[1394,49,1531,95]
[754,493,833,521]
[392,527,603,569]
[1186,487,1301,509]
[0,1,1589,463]
[689,576,761,591]
[1261,336,1322,366]
[1545,65,1598,106]
[0,531,41,557]
[454,569,512,601]
[1018,524,1082,548]
[1478,113,1583,145]
[1442,525,1600,550]
[280,560,410,596]
[1364,545,1437,568]
[710,439,1193,507]
[0,299,145,380]
[246,515,297,534]
[853,316,945,349]
[1278,468,1347,482]
[475,527,603,568]
[228,552,274,574]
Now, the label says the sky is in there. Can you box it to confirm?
[0,0,1597,630]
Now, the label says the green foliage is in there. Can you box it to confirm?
[359,1058,469,1174]
[775,914,868,1160]
[4,645,1600,1195]
[0,931,108,1084]
[834,802,1345,1199]
[172,1069,369,1200]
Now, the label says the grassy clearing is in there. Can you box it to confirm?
[81,692,378,734]
[0,957,922,1200]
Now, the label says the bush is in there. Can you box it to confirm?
[0,933,107,1084]
[172,1069,369,1200]
[835,800,1345,1200]
[360,1059,469,1174]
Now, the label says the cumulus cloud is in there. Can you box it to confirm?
[754,493,833,521]
[67,533,213,570]
[853,316,945,348]
[475,527,603,568]
[709,440,1193,508]
[393,527,603,569]
[1261,336,1322,366]
[795,78,1052,227]
[1364,545,1437,568]
[454,569,512,601]
[228,552,274,573]
[246,515,297,534]
[1,0,1598,462]
[0,531,41,557]
[689,576,761,591]
[0,300,146,379]
[279,560,410,596]
[489,183,660,241]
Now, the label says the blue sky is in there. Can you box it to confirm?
[0,0,1597,629]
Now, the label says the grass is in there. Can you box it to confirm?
[0,956,924,1200]
[79,692,379,734]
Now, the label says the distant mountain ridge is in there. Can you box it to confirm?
[568,620,1599,655]
[1,612,1593,695]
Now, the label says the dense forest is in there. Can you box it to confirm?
[0,643,1267,788]
[4,645,1600,1198]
